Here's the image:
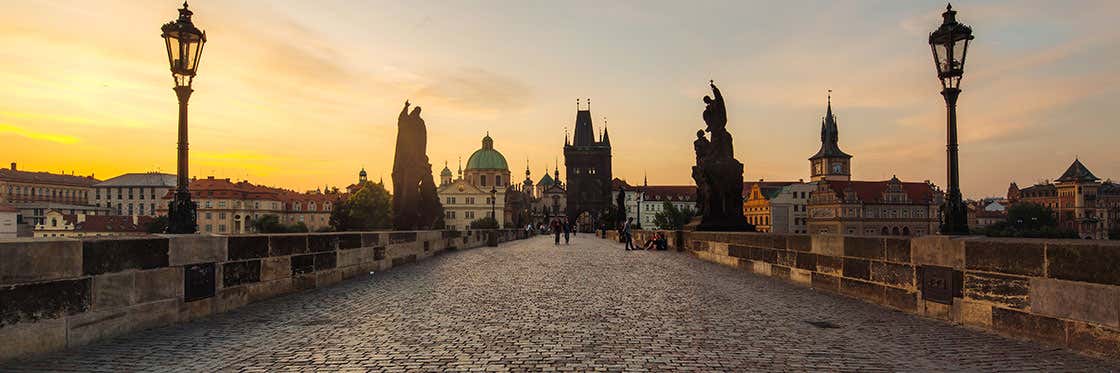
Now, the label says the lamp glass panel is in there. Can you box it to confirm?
[185,39,199,71]
[166,34,182,69]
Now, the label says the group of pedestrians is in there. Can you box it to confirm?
[620,217,669,251]
[548,217,574,245]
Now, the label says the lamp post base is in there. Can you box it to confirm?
[166,190,198,234]
[940,189,970,235]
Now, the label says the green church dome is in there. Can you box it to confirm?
[465,134,509,171]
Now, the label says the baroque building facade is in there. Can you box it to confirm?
[157,176,334,234]
[437,134,511,230]
[90,172,176,217]
[1007,159,1118,239]
[564,101,612,231]
[0,162,107,228]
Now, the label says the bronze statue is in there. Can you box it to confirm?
[392,100,444,230]
[691,81,753,232]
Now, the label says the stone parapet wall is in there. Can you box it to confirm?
[0,229,528,362]
[680,230,1120,358]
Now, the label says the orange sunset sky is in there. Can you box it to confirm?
[1,0,1118,198]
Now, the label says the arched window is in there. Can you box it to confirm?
[903,227,911,236]
[496,175,502,186]
[892,227,900,236]
[51,218,57,227]
[881,227,889,235]
[480,175,488,186]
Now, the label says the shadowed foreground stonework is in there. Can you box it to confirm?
[4,235,1117,372]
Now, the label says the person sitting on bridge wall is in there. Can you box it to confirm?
[642,231,669,251]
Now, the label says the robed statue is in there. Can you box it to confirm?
[690,81,753,231]
[392,100,444,230]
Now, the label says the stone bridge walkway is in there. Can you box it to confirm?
[4,235,1117,372]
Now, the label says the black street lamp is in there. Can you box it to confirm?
[929,3,973,235]
[490,187,498,226]
[162,2,206,234]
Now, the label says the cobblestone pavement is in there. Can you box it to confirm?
[5,235,1119,372]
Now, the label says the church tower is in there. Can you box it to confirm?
[809,93,852,181]
[564,98,613,225]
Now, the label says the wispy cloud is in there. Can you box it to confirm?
[0,123,80,144]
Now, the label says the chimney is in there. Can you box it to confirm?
[9,162,15,171]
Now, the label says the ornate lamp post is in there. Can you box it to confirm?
[929,4,974,235]
[162,2,206,234]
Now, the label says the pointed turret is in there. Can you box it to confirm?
[572,98,597,146]
[1057,158,1100,183]
[601,119,611,146]
[810,93,850,160]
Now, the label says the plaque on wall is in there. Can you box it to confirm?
[184,262,216,302]
[920,265,957,305]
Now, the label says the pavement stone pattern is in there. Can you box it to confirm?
[3,234,1118,372]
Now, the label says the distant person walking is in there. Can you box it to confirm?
[551,219,561,245]
[623,217,634,250]
[563,218,571,245]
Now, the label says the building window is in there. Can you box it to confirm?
[218,224,226,233]
[205,212,212,219]
[219,212,226,220]
[480,175,488,186]
[495,175,502,186]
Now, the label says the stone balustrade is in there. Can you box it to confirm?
[616,229,1120,358]
[0,229,529,361]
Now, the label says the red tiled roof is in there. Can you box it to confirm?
[62,214,153,233]
[611,178,632,190]
[162,177,337,211]
[821,180,936,204]
[0,168,99,187]
[641,185,696,202]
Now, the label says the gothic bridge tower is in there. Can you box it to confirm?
[564,99,612,227]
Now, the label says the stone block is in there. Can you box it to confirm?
[964,239,1044,276]
[309,234,339,252]
[389,232,418,244]
[751,247,777,263]
[774,250,795,267]
[361,233,382,247]
[1030,278,1120,327]
[884,238,911,263]
[794,252,817,271]
[340,264,362,280]
[790,268,812,285]
[129,298,180,330]
[214,286,249,314]
[910,236,966,268]
[884,287,918,312]
[261,257,292,281]
[771,265,791,280]
[269,235,308,256]
[735,234,786,250]
[316,269,343,287]
[1067,321,1120,358]
[227,236,269,260]
[166,235,227,266]
[842,258,870,281]
[222,260,262,288]
[0,239,82,284]
[787,235,812,252]
[65,308,131,348]
[840,278,885,303]
[314,252,338,271]
[338,233,362,249]
[82,238,169,275]
[247,278,292,303]
[1047,241,1120,286]
[292,274,316,291]
[179,297,213,321]
[811,272,839,292]
[844,237,885,260]
[963,272,1029,310]
[751,261,771,276]
[0,318,67,361]
[815,255,842,276]
[708,242,729,256]
[811,235,843,257]
[291,254,315,275]
[135,267,182,304]
[871,262,915,289]
[391,254,417,267]
[992,307,1068,346]
[727,245,750,259]
[92,272,135,310]
[921,299,952,320]
[957,299,993,328]
[373,247,387,260]
[337,247,367,268]
[0,278,90,327]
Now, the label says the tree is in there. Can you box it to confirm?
[251,214,309,233]
[146,215,169,233]
[330,182,392,231]
[653,201,696,230]
[979,202,1076,239]
[469,216,498,229]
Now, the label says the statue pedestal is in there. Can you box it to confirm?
[694,158,754,232]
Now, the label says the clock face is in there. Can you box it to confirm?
[832,163,843,174]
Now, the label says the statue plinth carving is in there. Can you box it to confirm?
[392,101,444,230]
[691,81,754,232]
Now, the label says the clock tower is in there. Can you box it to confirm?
[809,94,852,181]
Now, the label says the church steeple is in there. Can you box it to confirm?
[571,98,597,146]
[809,90,852,182]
